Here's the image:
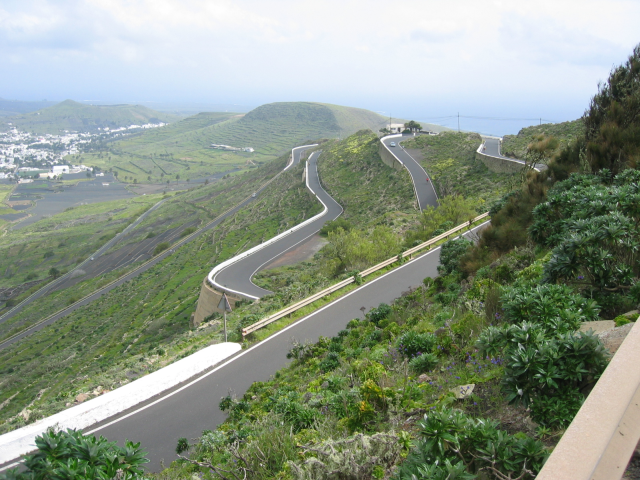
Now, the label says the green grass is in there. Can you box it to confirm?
[70,102,389,185]
[2,100,181,134]
[501,119,584,159]
[402,132,517,207]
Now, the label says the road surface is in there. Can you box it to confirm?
[381,134,439,210]
[482,137,544,171]
[212,151,342,299]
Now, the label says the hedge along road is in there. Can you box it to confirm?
[381,134,439,210]
[82,222,489,472]
[0,145,315,351]
[211,150,343,299]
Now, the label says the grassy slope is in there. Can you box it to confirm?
[0,195,162,290]
[75,102,388,184]
[317,130,416,227]
[501,119,584,159]
[0,153,323,434]
[402,132,517,207]
[3,100,181,134]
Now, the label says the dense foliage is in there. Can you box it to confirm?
[0,429,148,480]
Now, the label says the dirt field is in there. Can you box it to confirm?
[10,174,134,229]
[261,233,327,270]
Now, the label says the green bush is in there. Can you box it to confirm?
[319,217,352,236]
[368,303,392,326]
[319,352,341,372]
[153,241,170,255]
[438,238,472,275]
[395,408,546,479]
[478,326,608,426]
[396,331,436,359]
[501,284,600,332]
[0,429,148,480]
[408,353,438,374]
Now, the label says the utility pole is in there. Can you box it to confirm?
[458,113,460,133]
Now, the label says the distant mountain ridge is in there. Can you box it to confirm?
[2,100,181,134]
[0,98,57,117]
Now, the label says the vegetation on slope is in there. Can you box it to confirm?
[149,43,640,480]
[74,102,388,185]
[3,100,181,135]
[0,196,161,291]
[501,119,584,160]
[0,152,322,434]
[316,131,416,227]
[401,131,516,206]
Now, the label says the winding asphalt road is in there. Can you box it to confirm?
[483,137,544,171]
[212,150,342,299]
[381,134,439,210]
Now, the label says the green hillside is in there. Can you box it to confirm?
[76,102,389,183]
[2,100,181,134]
[501,118,584,160]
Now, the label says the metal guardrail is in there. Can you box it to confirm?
[537,317,640,480]
[242,212,490,336]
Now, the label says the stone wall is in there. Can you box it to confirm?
[378,141,404,171]
[193,278,246,327]
[476,150,525,174]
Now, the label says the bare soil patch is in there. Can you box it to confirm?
[261,233,327,270]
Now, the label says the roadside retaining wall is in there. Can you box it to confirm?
[193,278,246,326]
[476,146,526,174]
[378,141,404,171]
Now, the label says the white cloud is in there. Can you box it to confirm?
[0,0,637,126]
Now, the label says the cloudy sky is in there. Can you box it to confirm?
[1,0,638,134]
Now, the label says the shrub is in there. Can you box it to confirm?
[501,284,600,332]
[319,217,352,236]
[0,428,149,480]
[396,331,436,359]
[319,352,341,372]
[408,353,438,374]
[395,408,547,479]
[368,303,392,326]
[478,326,608,427]
[153,242,170,255]
[438,238,472,275]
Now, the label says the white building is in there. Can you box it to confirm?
[386,123,406,134]
[52,165,70,175]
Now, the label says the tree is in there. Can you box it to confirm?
[404,120,422,133]
[48,267,61,279]
[86,171,91,178]
[379,127,390,135]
